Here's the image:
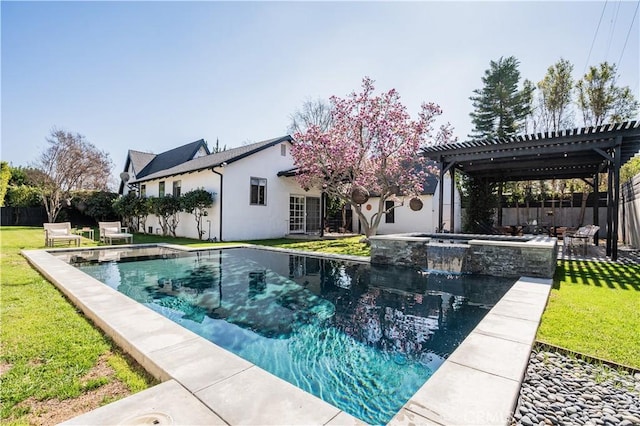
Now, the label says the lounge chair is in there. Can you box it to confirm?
[99,221,133,245]
[564,225,599,256]
[44,222,82,247]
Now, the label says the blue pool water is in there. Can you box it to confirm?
[70,247,515,424]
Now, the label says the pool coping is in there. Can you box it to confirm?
[22,244,552,426]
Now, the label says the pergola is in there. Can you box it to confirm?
[422,121,640,261]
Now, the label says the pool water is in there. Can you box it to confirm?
[73,247,515,424]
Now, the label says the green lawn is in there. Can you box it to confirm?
[537,259,640,368]
[0,227,156,424]
[242,236,370,257]
[1,226,638,423]
[132,233,370,257]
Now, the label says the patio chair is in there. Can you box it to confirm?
[564,225,599,256]
[44,222,81,247]
[99,221,133,245]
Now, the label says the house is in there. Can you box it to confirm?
[352,167,461,234]
[119,136,322,241]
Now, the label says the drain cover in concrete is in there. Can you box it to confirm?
[60,380,225,425]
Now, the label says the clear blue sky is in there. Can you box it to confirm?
[2,1,638,186]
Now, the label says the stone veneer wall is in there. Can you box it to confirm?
[369,234,559,279]
[368,236,431,268]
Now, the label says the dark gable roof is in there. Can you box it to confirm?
[130,135,292,184]
[137,139,209,179]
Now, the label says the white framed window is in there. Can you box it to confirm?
[250,177,267,205]
[281,144,287,156]
[140,184,146,198]
[172,180,181,197]
[159,181,165,197]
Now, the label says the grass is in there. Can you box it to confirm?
[132,233,371,257]
[242,236,370,257]
[0,227,156,423]
[537,259,640,368]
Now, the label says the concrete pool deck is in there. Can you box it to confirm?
[22,245,552,426]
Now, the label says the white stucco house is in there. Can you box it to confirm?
[352,168,461,235]
[118,136,322,241]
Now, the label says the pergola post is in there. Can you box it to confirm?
[320,191,326,238]
[593,173,599,246]
[449,167,455,233]
[612,137,622,260]
[438,161,445,232]
[606,161,613,257]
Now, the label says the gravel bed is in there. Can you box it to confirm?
[511,347,640,426]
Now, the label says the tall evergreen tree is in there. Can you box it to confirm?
[465,57,533,231]
[469,56,534,140]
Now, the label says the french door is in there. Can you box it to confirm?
[289,196,306,233]
[289,195,321,233]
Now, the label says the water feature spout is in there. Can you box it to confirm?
[425,242,469,274]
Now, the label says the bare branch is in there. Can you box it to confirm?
[33,128,113,222]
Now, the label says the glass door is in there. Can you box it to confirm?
[289,196,305,233]
[305,197,321,233]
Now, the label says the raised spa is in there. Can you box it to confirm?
[369,232,559,278]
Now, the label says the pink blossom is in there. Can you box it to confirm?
[291,77,454,237]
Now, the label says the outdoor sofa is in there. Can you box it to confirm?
[44,222,81,247]
[98,221,133,245]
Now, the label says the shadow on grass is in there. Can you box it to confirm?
[552,263,566,290]
[555,259,640,291]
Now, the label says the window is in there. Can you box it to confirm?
[159,181,165,197]
[281,144,287,156]
[250,177,267,205]
[385,200,395,223]
[140,184,146,198]
[172,180,181,197]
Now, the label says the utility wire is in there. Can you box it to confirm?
[616,0,640,69]
[605,0,622,61]
[584,1,609,74]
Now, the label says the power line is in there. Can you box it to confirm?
[584,1,609,74]
[616,0,640,68]
[605,0,622,61]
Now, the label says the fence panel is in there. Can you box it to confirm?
[0,207,48,226]
[620,174,640,249]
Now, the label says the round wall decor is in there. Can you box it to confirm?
[409,197,423,211]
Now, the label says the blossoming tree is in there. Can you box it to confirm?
[291,77,453,237]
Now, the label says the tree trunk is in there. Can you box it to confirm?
[352,202,377,237]
[578,190,589,226]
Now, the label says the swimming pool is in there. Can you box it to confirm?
[60,247,516,424]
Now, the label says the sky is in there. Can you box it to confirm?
[2,1,639,185]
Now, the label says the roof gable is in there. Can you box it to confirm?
[129,135,292,183]
[137,139,209,179]
[128,150,156,175]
